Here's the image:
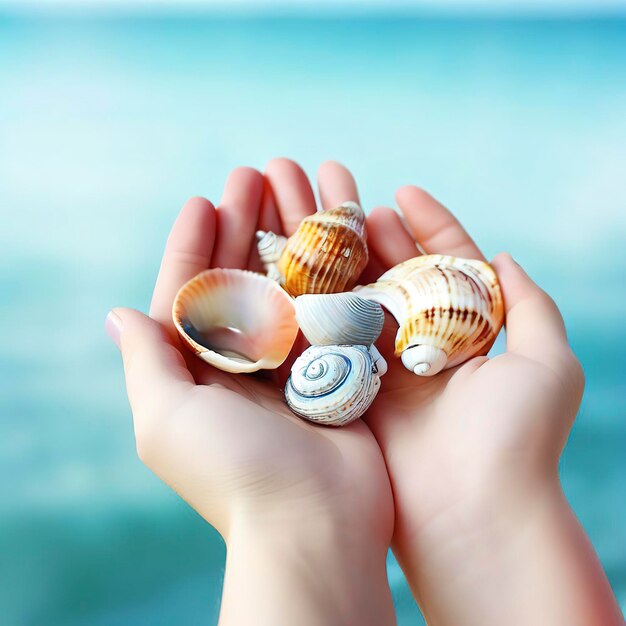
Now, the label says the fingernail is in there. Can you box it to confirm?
[105,310,122,348]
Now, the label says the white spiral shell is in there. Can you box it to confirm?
[294,292,385,346]
[256,230,287,283]
[285,345,381,426]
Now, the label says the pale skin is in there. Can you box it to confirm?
[107,159,624,626]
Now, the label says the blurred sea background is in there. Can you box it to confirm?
[1,1,625,624]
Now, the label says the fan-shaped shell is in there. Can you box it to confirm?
[357,255,504,376]
[276,202,369,296]
[294,292,384,346]
[285,344,381,426]
[173,268,299,373]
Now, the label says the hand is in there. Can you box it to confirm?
[106,162,396,626]
[359,181,621,625]
[283,161,621,625]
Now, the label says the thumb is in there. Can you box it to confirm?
[491,253,570,362]
[106,308,194,424]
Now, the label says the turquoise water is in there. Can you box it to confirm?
[1,13,625,625]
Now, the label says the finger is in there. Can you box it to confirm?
[491,253,569,360]
[396,186,484,260]
[315,159,386,283]
[265,158,316,235]
[257,176,284,235]
[106,308,194,429]
[247,177,284,272]
[358,247,388,285]
[366,206,419,269]
[317,160,360,209]
[212,167,264,269]
[150,197,217,329]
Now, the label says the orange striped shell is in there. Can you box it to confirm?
[357,255,504,374]
[277,202,368,297]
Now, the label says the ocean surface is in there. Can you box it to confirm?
[0,13,625,625]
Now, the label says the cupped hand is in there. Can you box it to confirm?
[109,160,401,623]
[362,185,584,541]
[362,179,626,626]
[108,160,394,549]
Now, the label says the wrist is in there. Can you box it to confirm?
[220,512,396,626]
[395,471,622,626]
[395,472,564,624]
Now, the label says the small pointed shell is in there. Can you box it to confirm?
[285,344,381,426]
[277,202,368,296]
[357,255,504,376]
[294,292,384,346]
[256,230,287,283]
[173,268,298,373]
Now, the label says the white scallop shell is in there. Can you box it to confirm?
[294,292,385,347]
[285,344,381,426]
[173,268,299,373]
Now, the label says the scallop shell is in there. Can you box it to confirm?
[356,254,504,376]
[173,268,299,373]
[285,344,381,426]
[275,201,369,296]
[294,292,385,347]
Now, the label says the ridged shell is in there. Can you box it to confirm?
[173,268,299,373]
[277,202,369,296]
[357,255,504,376]
[285,344,381,426]
[294,292,384,346]
[256,230,287,283]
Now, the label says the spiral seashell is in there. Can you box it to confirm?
[266,201,368,296]
[173,268,299,373]
[357,254,504,376]
[285,344,381,426]
[294,292,385,347]
[256,230,287,283]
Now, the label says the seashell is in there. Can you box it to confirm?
[256,230,287,283]
[294,292,385,347]
[285,344,381,426]
[356,254,504,377]
[259,201,368,296]
[173,268,299,373]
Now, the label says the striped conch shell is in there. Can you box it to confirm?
[173,268,299,373]
[357,254,504,376]
[285,344,381,426]
[294,292,388,376]
[257,201,368,297]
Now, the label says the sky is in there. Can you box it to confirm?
[1,0,625,16]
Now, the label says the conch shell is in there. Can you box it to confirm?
[257,201,368,296]
[357,254,504,376]
[173,268,299,373]
[285,344,381,426]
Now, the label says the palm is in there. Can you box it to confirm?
[157,373,387,533]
